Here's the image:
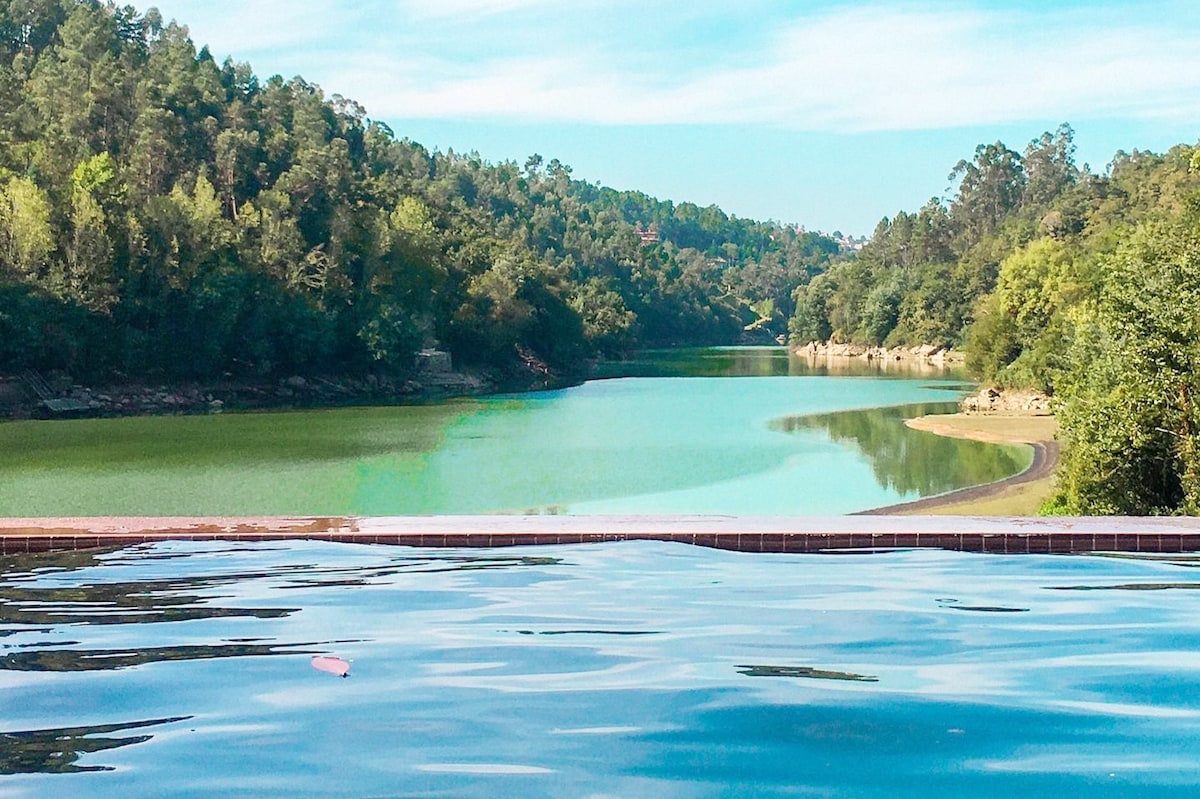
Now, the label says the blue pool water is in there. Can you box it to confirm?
[3,541,1200,797]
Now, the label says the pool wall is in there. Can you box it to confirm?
[3,515,1200,555]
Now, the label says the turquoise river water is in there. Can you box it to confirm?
[3,540,1200,797]
[0,348,1029,515]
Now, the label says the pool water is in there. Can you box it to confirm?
[3,541,1200,798]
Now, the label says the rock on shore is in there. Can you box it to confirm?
[0,370,491,420]
[960,387,1052,414]
[794,340,966,365]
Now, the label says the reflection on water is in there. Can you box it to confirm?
[936,598,1030,613]
[1049,583,1200,591]
[776,401,1033,497]
[0,575,296,627]
[0,548,562,676]
[6,540,1200,797]
[595,346,964,379]
[0,717,189,775]
[514,629,659,636]
[1,641,336,673]
[735,664,879,681]
[0,347,1005,516]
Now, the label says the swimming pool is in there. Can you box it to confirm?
[3,540,1200,797]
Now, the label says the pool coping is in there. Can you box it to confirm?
[3,515,1200,555]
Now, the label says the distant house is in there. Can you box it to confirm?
[635,225,659,245]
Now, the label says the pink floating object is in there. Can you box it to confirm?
[312,655,351,677]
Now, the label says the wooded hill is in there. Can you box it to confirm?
[0,0,844,385]
[792,124,1200,515]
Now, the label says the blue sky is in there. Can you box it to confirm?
[152,0,1200,234]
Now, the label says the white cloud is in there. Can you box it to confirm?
[338,4,1200,131]
[155,0,343,55]
[150,2,1200,132]
[396,0,565,18]
[323,52,708,125]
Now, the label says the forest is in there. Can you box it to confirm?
[788,125,1200,516]
[3,1,1199,515]
[0,0,844,387]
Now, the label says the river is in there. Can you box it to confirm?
[0,348,1030,516]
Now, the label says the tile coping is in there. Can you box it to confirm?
[2,516,1200,556]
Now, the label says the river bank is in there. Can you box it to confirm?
[0,345,583,420]
[0,371,492,420]
[864,411,1060,516]
[793,340,966,370]
[4,344,959,420]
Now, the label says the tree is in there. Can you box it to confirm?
[0,174,54,281]
[1022,123,1078,212]
[1,0,865,383]
[1053,202,1200,514]
[949,141,1025,242]
[966,236,1079,389]
[788,275,834,343]
[569,276,635,354]
[214,127,259,220]
[64,175,115,310]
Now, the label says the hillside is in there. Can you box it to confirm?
[793,123,1200,515]
[0,1,846,387]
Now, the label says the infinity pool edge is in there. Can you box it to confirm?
[3,515,1199,555]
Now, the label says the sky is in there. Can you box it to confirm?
[150,0,1200,235]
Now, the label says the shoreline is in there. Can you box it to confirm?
[3,342,962,421]
[792,341,965,368]
[0,366,579,422]
[861,412,1060,516]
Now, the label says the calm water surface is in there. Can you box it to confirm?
[3,540,1200,798]
[0,348,1028,515]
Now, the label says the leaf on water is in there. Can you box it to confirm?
[312,655,351,677]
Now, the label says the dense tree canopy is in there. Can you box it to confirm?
[781,118,1200,515]
[785,123,1093,351]
[0,0,847,383]
[1049,201,1200,514]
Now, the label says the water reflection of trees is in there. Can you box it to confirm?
[775,403,1030,497]
[0,546,570,778]
[1,405,470,473]
[597,348,966,379]
[1,550,561,626]
[0,717,189,774]
[0,568,297,628]
[736,664,878,682]
[2,641,332,672]
[0,549,565,675]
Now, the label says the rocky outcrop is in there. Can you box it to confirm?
[414,348,454,376]
[795,340,966,365]
[960,387,1052,414]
